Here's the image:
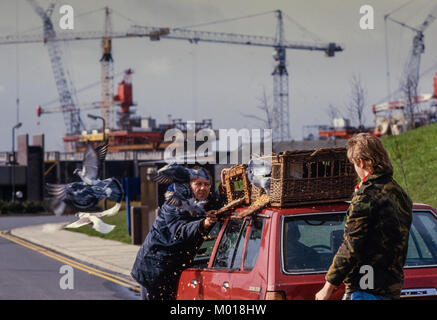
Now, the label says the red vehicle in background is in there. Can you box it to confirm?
[177,202,437,300]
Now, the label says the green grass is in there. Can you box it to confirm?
[382,122,437,208]
[65,210,132,244]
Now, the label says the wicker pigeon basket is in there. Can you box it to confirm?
[221,164,251,205]
[265,147,357,207]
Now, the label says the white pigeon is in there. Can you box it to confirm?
[64,202,121,234]
[246,155,272,195]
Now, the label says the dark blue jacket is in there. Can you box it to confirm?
[131,191,223,288]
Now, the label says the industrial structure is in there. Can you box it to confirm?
[0,3,343,152]
[372,73,437,136]
[379,4,437,135]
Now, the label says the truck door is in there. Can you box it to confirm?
[200,218,248,299]
[177,221,223,300]
[228,216,270,300]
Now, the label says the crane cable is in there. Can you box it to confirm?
[111,8,276,30]
[178,10,276,29]
[283,12,324,43]
[38,70,126,107]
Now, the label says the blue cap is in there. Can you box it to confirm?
[189,168,210,181]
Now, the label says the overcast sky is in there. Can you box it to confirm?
[0,0,437,151]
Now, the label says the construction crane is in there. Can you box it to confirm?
[26,0,84,151]
[385,4,437,128]
[1,6,341,143]
[130,10,342,141]
[0,4,168,150]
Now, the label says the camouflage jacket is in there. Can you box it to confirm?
[325,172,413,299]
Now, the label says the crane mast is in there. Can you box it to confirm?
[272,10,289,141]
[100,7,114,131]
[26,0,84,149]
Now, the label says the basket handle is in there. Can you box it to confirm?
[310,149,322,157]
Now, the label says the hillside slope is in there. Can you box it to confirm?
[382,122,437,208]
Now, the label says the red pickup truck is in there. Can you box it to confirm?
[176,202,437,300]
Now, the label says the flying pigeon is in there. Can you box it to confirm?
[74,142,108,185]
[164,183,206,216]
[152,163,191,184]
[63,203,122,234]
[47,178,124,215]
[246,156,272,195]
[152,163,210,184]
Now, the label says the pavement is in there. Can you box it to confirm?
[10,222,141,279]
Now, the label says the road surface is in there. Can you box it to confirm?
[0,215,140,300]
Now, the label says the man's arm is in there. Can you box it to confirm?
[162,204,216,243]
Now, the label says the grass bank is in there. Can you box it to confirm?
[382,122,437,208]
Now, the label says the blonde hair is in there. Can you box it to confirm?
[346,133,393,174]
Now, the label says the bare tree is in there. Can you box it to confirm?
[242,87,274,129]
[400,75,419,130]
[347,74,367,129]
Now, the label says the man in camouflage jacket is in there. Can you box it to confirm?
[316,133,412,300]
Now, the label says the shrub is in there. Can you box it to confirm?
[0,200,45,214]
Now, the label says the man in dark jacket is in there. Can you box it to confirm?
[131,167,223,300]
[315,133,412,300]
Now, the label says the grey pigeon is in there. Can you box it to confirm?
[164,183,206,216]
[152,163,192,184]
[246,156,272,195]
[74,142,108,185]
[152,163,210,184]
[153,163,211,216]
[47,178,124,215]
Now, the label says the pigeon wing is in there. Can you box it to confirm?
[167,194,182,207]
[46,183,68,216]
[94,141,108,162]
[64,214,92,229]
[46,183,67,199]
[88,216,115,234]
[82,144,99,180]
[51,198,67,216]
[98,202,121,217]
[152,164,191,184]
[152,169,175,184]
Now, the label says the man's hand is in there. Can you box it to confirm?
[201,210,218,231]
[315,281,336,300]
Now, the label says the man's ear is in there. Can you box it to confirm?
[361,158,373,170]
[359,158,366,169]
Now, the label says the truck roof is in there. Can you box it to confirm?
[234,202,436,217]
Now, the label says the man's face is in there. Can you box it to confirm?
[190,177,211,201]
